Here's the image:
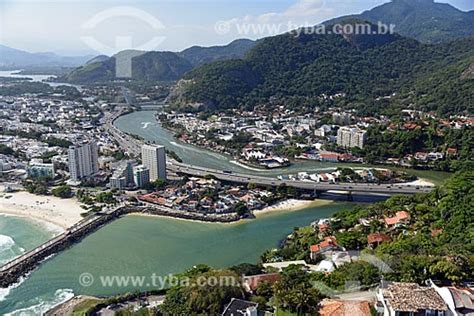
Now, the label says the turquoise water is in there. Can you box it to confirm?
[0,202,350,314]
[0,215,54,266]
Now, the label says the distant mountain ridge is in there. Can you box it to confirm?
[325,0,474,43]
[170,19,473,116]
[65,51,193,83]
[0,44,92,68]
[178,39,257,66]
[63,39,256,83]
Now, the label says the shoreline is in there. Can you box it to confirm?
[0,186,85,230]
[254,199,334,217]
[129,198,335,224]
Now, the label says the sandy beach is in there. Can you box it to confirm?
[254,199,333,217]
[0,186,85,230]
[395,178,435,187]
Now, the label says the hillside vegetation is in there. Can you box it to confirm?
[173,22,473,116]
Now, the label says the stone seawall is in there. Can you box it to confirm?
[141,206,241,223]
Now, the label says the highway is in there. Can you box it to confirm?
[105,108,433,196]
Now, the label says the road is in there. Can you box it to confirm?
[104,108,433,196]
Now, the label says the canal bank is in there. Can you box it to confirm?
[114,110,451,185]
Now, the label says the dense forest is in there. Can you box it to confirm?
[173,21,473,116]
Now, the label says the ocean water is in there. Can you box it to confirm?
[0,215,56,307]
[0,202,351,314]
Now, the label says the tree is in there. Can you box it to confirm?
[52,185,72,198]
[272,265,321,314]
[234,202,249,216]
[161,269,245,315]
[229,263,263,276]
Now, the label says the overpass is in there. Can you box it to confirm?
[105,108,433,197]
[168,162,432,196]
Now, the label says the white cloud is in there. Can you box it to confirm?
[218,0,338,38]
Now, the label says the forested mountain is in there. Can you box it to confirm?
[326,0,474,44]
[64,51,193,83]
[178,39,257,67]
[171,21,474,116]
[63,39,256,83]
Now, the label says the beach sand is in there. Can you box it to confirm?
[254,199,333,217]
[0,186,84,230]
[395,178,435,187]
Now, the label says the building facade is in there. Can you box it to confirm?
[134,165,150,188]
[68,142,99,182]
[141,144,166,181]
[337,127,367,149]
[109,161,134,190]
[27,159,55,179]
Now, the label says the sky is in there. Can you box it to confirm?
[0,0,473,56]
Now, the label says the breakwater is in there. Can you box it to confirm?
[0,206,131,288]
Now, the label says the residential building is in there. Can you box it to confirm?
[134,165,150,188]
[337,127,367,149]
[377,282,448,316]
[109,161,134,190]
[384,211,410,227]
[429,280,474,316]
[310,236,342,259]
[141,144,166,181]
[367,232,391,248]
[68,142,99,182]
[243,273,281,293]
[332,112,352,125]
[222,298,258,316]
[27,159,55,179]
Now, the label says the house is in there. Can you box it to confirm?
[320,153,340,162]
[377,282,448,316]
[446,148,458,156]
[319,299,372,316]
[262,260,308,272]
[367,232,391,248]
[310,237,342,260]
[384,211,410,227]
[429,280,474,316]
[243,273,281,293]
[222,298,258,316]
[315,260,335,273]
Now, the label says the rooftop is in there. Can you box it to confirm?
[383,282,448,312]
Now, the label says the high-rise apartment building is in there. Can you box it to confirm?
[141,144,166,181]
[134,165,150,188]
[68,142,99,182]
[337,127,367,149]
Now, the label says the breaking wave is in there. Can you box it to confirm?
[5,289,74,316]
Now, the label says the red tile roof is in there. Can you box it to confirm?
[367,232,391,244]
[311,236,338,253]
[243,273,281,292]
[384,211,410,226]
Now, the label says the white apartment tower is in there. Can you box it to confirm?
[141,144,166,181]
[337,127,367,149]
[68,142,99,182]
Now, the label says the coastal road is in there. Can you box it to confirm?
[105,109,433,196]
